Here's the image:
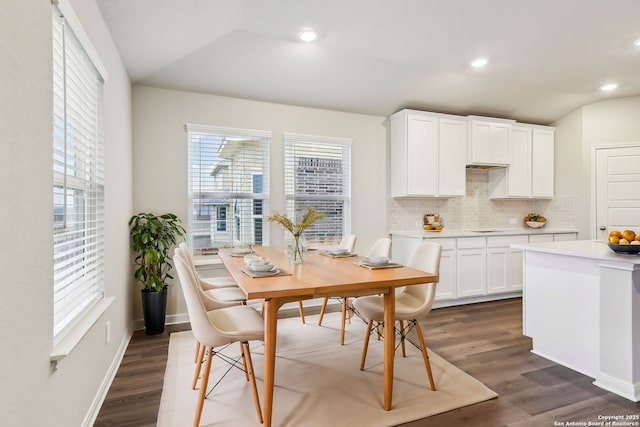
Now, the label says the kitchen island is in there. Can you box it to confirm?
[511,239,640,401]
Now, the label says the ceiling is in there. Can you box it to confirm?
[97,0,640,125]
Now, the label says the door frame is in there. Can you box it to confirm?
[590,142,640,240]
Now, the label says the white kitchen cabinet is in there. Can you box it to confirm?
[429,238,456,300]
[528,234,553,243]
[553,233,577,241]
[531,127,554,198]
[487,236,528,294]
[488,124,554,199]
[391,109,466,197]
[467,116,514,166]
[456,238,487,297]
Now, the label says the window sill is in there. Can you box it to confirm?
[50,296,114,372]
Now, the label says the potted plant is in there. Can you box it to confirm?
[129,212,186,335]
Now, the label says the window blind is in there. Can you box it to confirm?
[283,133,352,246]
[52,7,105,341]
[186,125,270,251]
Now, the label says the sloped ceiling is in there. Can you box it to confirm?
[97,0,640,124]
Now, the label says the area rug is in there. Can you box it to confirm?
[158,313,497,427]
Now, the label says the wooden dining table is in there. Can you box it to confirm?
[219,246,438,427]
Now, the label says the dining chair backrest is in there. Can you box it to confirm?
[339,234,357,252]
[403,242,442,319]
[174,255,238,348]
[174,248,232,311]
[366,237,391,258]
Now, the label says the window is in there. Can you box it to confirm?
[284,133,352,245]
[52,7,105,341]
[186,124,270,251]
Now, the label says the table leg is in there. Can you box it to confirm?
[263,298,280,427]
[383,289,395,410]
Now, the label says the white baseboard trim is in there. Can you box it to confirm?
[81,328,133,427]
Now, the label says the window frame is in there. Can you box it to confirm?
[283,132,353,246]
[186,124,271,252]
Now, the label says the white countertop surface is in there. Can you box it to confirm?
[390,227,578,239]
[511,239,640,265]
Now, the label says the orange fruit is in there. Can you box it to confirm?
[423,224,434,230]
[609,230,623,238]
[609,235,620,244]
[635,234,640,242]
[620,238,630,245]
[435,225,443,231]
[538,217,546,222]
[622,230,636,241]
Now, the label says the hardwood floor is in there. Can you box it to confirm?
[94,299,639,426]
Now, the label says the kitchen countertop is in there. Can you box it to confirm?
[511,239,640,264]
[390,227,578,239]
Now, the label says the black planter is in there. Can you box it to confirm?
[141,288,168,335]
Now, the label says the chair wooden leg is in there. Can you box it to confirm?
[241,342,250,381]
[340,298,347,345]
[194,346,213,427]
[242,342,264,424]
[194,341,201,363]
[360,320,373,370]
[318,297,329,325]
[400,320,407,357]
[414,321,436,391]
[298,300,306,324]
[192,344,206,390]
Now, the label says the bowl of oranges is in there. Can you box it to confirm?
[607,229,640,254]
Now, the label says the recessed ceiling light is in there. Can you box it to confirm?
[298,28,318,42]
[470,58,488,68]
[600,83,618,91]
[634,38,640,47]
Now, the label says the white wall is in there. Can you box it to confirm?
[552,95,640,239]
[0,1,133,426]
[132,85,389,322]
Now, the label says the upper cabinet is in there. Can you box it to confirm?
[467,116,515,166]
[391,110,466,198]
[488,124,555,199]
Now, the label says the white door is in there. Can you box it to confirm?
[595,145,640,240]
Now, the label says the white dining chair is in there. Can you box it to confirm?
[299,234,358,325]
[352,241,441,391]
[174,255,265,426]
[178,242,237,289]
[317,237,389,346]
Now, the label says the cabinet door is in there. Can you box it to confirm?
[553,233,577,241]
[486,247,509,294]
[509,247,524,291]
[507,126,532,197]
[407,115,438,196]
[492,123,511,165]
[438,119,466,196]
[469,121,493,164]
[531,128,554,198]
[391,235,423,265]
[435,249,456,300]
[456,248,486,297]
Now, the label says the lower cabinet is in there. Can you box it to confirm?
[391,232,577,306]
[486,236,528,294]
[456,238,486,297]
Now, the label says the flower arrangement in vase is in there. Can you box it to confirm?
[267,207,325,263]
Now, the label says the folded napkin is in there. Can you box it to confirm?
[356,260,403,270]
[239,266,291,278]
[319,250,357,258]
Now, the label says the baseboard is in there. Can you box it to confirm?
[81,328,133,427]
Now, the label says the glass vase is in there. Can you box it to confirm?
[287,235,305,264]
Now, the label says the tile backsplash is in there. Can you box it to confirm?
[389,169,576,230]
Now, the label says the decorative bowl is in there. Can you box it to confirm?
[365,256,390,265]
[250,261,275,272]
[526,221,546,229]
[607,243,640,254]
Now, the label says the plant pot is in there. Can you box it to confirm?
[141,288,168,335]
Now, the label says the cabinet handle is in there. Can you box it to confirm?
[599,226,606,231]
